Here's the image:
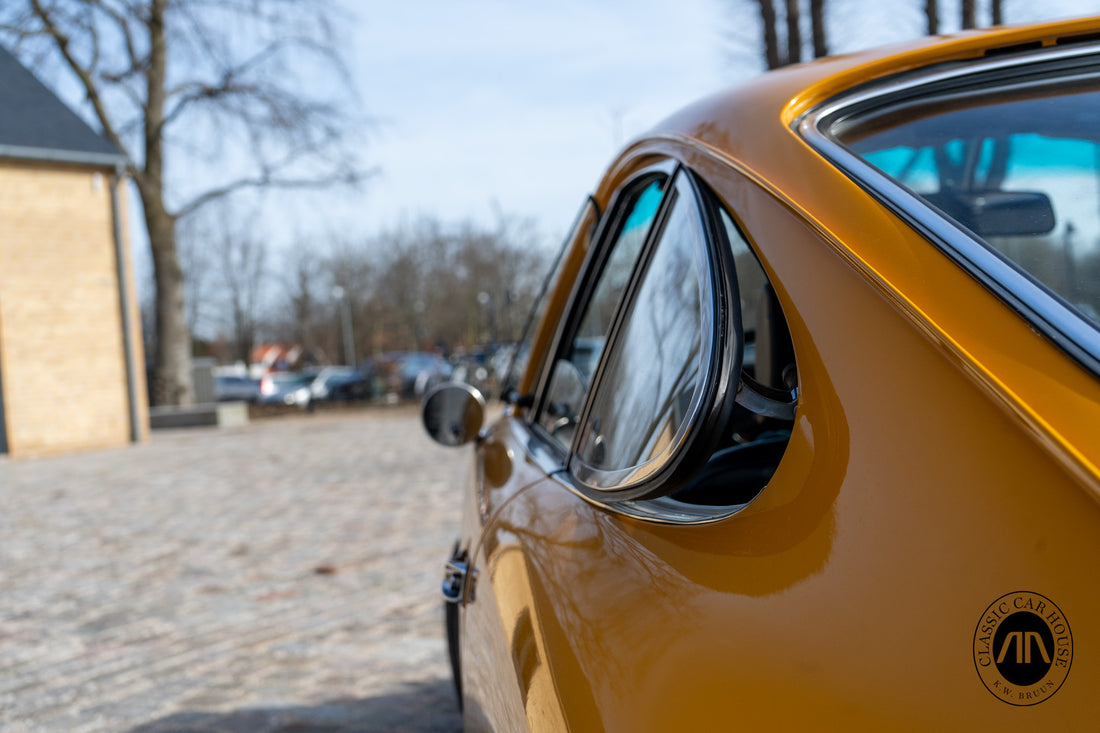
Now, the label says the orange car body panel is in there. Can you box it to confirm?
[459,17,1100,730]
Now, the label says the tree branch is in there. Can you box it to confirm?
[90,0,145,75]
[925,0,939,35]
[810,0,827,58]
[172,166,375,220]
[784,0,801,65]
[159,79,264,132]
[754,0,782,70]
[27,0,129,157]
[961,0,976,30]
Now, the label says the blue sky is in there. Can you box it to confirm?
[331,0,1097,245]
[337,0,732,243]
[99,0,1098,295]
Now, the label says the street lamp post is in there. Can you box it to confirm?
[477,291,498,345]
[332,285,356,366]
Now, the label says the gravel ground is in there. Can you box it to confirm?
[0,407,466,732]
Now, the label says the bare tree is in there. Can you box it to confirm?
[0,1,365,405]
[926,0,940,34]
[282,245,324,357]
[177,203,268,363]
[810,0,828,58]
[177,215,214,335]
[373,231,433,352]
[361,216,549,354]
[260,215,552,365]
[211,210,268,364]
[755,0,784,69]
[961,0,977,29]
[991,0,1003,26]
[784,0,802,65]
[747,0,829,70]
[325,243,374,364]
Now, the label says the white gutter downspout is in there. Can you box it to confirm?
[109,164,142,443]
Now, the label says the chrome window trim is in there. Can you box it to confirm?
[565,168,746,512]
[549,470,751,525]
[798,41,1100,376]
[537,167,791,523]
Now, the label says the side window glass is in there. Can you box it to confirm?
[501,197,599,399]
[573,174,714,489]
[537,177,666,448]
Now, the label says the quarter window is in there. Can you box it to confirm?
[573,174,713,490]
[534,164,799,518]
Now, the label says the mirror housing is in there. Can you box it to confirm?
[422,382,486,447]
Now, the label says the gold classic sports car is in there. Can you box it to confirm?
[422,17,1100,730]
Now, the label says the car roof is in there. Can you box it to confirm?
[622,18,1100,196]
[584,17,1100,494]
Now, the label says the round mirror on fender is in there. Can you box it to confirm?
[422,383,486,447]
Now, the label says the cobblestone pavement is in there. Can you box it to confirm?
[0,407,467,732]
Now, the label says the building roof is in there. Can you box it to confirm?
[0,45,125,166]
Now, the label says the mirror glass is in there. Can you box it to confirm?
[422,383,485,447]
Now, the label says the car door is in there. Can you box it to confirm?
[459,165,682,729]
[478,158,835,731]
[460,161,806,729]
[454,192,608,730]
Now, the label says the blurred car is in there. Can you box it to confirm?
[450,350,496,397]
[422,19,1100,730]
[399,352,453,397]
[375,351,454,399]
[449,360,490,394]
[309,366,370,403]
[258,372,313,407]
[213,374,259,403]
[327,375,371,402]
[488,344,517,385]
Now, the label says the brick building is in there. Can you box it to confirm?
[0,47,146,457]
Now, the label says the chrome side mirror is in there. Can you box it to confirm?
[422,382,486,447]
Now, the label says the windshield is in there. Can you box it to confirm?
[837,80,1100,328]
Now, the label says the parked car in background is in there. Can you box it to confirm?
[398,352,453,398]
[326,373,371,402]
[372,351,454,400]
[422,18,1100,729]
[450,350,495,397]
[309,366,370,403]
[258,372,313,408]
[213,374,259,403]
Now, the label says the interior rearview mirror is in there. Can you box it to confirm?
[923,189,1056,237]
